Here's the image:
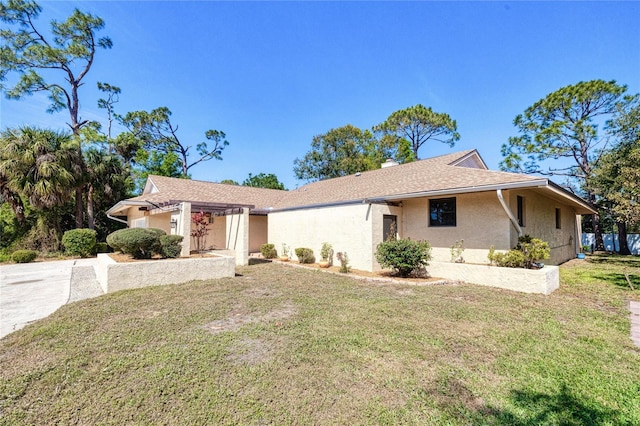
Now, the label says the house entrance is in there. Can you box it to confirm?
[383,215,398,241]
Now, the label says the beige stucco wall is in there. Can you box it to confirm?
[508,189,578,265]
[269,204,376,271]
[249,215,268,253]
[190,215,226,251]
[402,192,512,264]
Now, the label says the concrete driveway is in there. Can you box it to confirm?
[0,258,101,339]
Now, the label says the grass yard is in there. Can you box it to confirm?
[1,256,639,425]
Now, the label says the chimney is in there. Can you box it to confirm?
[381,159,399,168]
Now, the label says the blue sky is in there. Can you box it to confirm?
[1,1,639,190]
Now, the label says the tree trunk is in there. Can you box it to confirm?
[75,186,84,229]
[617,221,631,255]
[592,213,605,251]
[87,184,95,230]
[587,191,605,251]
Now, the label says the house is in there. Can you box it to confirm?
[107,150,595,270]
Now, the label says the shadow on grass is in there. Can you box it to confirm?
[248,258,272,265]
[463,384,629,425]
[590,272,640,290]
[587,255,640,269]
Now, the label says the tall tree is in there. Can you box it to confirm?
[0,0,113,228]
[374,104,460,159]
[500,80,630,251]
[294,124,398,182]
[592,97,640,254]
[119,107,229,177]
[242,173,286,190]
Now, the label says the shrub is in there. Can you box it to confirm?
[95,242,109,254]
[450,239,465,263]
[376,238,432,277]
[337,251,350,273]
[488,235,550,269]
[62,229,97,258]
[106,228,162,259]
[295,247,315,264]
[261,243,278,259]
[159,235,183,258]
[12,249,37,263]
[320,242,333,263]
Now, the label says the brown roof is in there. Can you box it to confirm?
[110,150,594,215]
[273,149,544,209]
[130,175,287,210]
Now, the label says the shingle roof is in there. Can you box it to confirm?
[273,149,543,209]
[129,175,287,210]
[111,150,593,215]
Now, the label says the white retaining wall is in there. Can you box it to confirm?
[96,253,235,293]
[427,261,559,295]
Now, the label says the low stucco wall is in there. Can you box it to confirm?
[426,260,559,295]
[96,253,235,293]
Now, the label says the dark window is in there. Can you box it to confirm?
[429,198,456,227]
[517,196,525,227]
[555,208,561,229]
[383,215,397,241]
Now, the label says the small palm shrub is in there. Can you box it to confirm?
[159,235,183,258]
[295,247,315,264]
[106,228,166,259]
[376,238,432,277]
[62,229,97,258]
[260,243,278,259]
[12,249,37,263]
[336,252,350,273]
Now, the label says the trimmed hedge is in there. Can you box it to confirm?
[260,243,277,259]
[159,235,183,258]
[295,247,315,264]
[62,229,97,258]
[12,249,37,264]
[376,238,432,277]
[106,228,167,259]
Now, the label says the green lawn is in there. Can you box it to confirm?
[1,256,639,425]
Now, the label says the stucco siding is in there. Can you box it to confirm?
[249,215,268,253]
[269,204,374,271]
[402,192,512,263]
[510,189,578,265]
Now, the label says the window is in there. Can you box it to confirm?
[555,208,561,229]
[383,215,397,241]
[131,217,147,228]
[517,196,525,227]
[429,198,456,227]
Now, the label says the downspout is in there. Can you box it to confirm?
[497,189,522,237]
[107,212,129,226]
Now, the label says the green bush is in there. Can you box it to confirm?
[95,242,109,254]
[488,235,550,269]
[106,228,162,259]
[62,229,97,258]
[260,243,278,259]
[337,251,350,273]
[376,238,432,277]
[159,235,183,258]
[295,247,315,264]
[12,249,37,263]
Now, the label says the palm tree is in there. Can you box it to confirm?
[0,127,80,210]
